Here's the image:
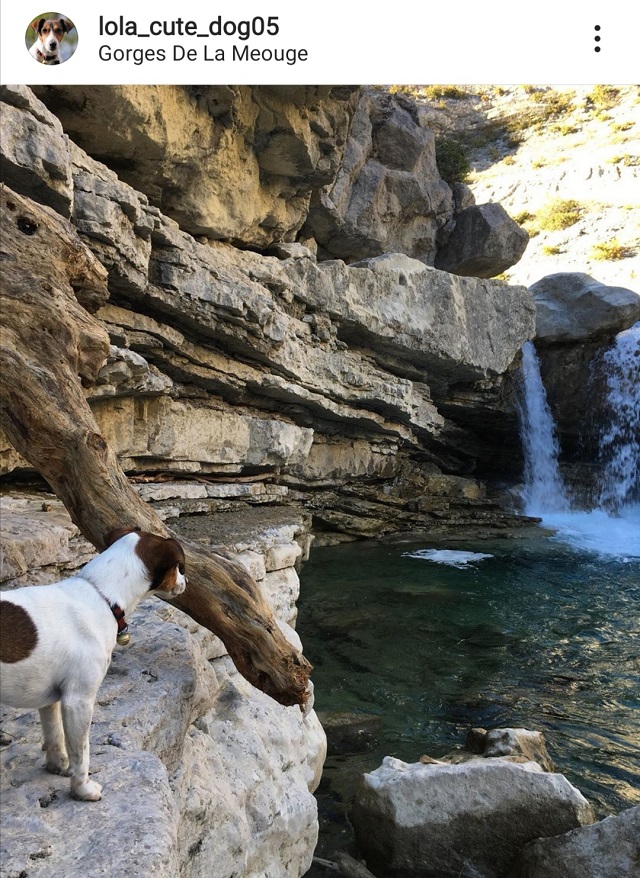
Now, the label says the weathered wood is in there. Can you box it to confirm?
[0,185,310,706]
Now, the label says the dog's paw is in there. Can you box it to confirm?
[44,749,70,775]
[45,759,71,776]
[70,779,102,801]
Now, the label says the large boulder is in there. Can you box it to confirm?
[302,89,454,264]
[530,274,639,467]
[32,84,359,248]
[530,273,640,345]
[511,805,640,878]
[435,202,529,278]
[352,756,595,878]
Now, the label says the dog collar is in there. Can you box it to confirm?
[88,582,130,645]
[36,48,60,64]
[110,604,131,646]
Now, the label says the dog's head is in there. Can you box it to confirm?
[30,17,74,53]
[104,528,187,598]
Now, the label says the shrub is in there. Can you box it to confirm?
[422,85,470,101]
[586,85,620,109]
[513,210,535,225]
[435,137,470,183]
[537,199,583,231]
[542,245,562,256]
[609,153,640,167]
[591,239,634,261]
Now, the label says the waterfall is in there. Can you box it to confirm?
[517,328,640,559]
[517,341,570,515]
[598,322,640,511]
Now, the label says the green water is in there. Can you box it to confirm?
[297,532,640,856]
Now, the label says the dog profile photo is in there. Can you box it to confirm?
[26,12,77,64]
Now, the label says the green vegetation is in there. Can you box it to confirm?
[387,85,471,102]
[497,90,576,141]
[421,85,470,101]
[537,199,583,231]
[591,238,634,261]
[542,244,563,256]
[434,136,470,183]
[612,121,634,132]
[513,210,535,225]
[609,153,640,167]
[586,85,620,109]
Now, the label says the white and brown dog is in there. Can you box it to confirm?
[29,16,75,64]
[0,528,186,801]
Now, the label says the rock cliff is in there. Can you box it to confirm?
[0,493,325,878]
[0,84,536,540]
[1,82,540,877]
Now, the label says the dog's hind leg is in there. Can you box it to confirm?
[39,702,70,775]
[61,698,102,801]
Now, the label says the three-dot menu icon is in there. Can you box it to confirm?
[594,25,601,52]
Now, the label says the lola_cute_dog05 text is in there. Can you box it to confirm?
[0,528,187,801]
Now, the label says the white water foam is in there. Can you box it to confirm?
[403,549,494,568]
[538,505,640,560]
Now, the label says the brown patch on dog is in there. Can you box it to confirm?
[104,526,140,548]
[0,601,39,663]
[32,18,73,37]
[134,533,186,590]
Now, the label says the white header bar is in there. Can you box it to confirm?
[1,2,635,86]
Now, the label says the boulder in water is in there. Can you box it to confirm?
[511,805,640,878]
[352,739,595,878]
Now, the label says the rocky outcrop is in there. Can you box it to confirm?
[31,84,359,249]
[0,493,324,878]
[301,90,453,264]
[28,84,532,281]
[531,273,640,345]
[435,202,529,278]
[529,273,640,466]
[511,805,640,878]
[0,85,537,538]
[352,745,595,878]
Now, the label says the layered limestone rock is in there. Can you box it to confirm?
[31,84,359,248]
[0,84,537,538]
[0,494,324,877]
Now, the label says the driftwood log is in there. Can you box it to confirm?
[0,184,311,707]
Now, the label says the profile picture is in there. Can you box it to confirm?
[25,12,77,64]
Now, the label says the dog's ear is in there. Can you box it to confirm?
[60,18,74,33]
[30,18,45,33]
[103,526,140,548]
